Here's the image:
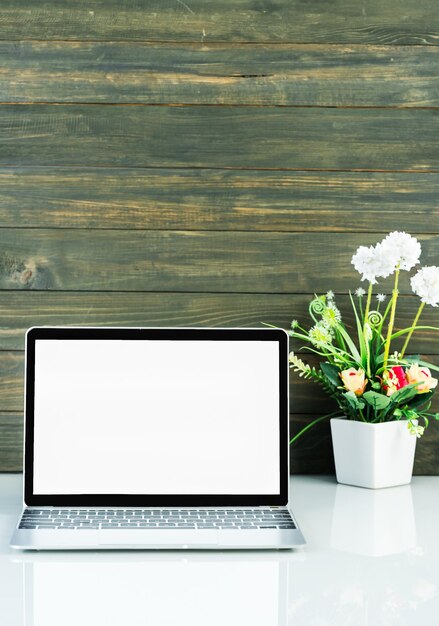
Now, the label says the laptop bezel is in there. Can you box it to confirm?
[24,326,289,507]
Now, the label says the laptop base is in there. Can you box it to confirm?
[11,527,306,550]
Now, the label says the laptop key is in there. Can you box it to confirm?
[37,524,58,529]
[19,524,37,529]
[278,524,296,529]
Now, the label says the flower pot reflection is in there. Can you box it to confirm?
[330,483,417,556]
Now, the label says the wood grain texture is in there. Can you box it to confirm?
[0,0,438,44]
[0,230,437,293]
[0,414,22,471]
[0,292,437,353]
[0,353,24,412]
[0,0,438,476]
[0,351,437,414]
[1,167,439,232]
[1,105,439,171]
[1,42,439,106]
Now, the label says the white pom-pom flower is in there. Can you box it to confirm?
[380,231,421,271]
[374,241,399,278]
[351,243,396,284]
[411,266,439,307]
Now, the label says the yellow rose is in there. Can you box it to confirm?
[340,367,367,396]
[406,364,438,394]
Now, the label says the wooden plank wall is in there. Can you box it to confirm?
[0,0,438,473]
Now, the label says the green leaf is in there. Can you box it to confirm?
[406,391,434,412]
[402,358,439,373]
[377,296,393,336]
[344,391,365,411]
[336,324,362,364]
[388,382,422,406]
[348,291,367,370]
[363,390,391,410]
[320,362,341,388]
[390,326,439,340]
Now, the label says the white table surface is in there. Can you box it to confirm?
[1,473,438,626]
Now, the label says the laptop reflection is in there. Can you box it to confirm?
[23,554,287,626]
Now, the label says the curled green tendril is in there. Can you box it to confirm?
[368,310,383,328]
[309,297,326,316]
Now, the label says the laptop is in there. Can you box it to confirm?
[10,326,306,550]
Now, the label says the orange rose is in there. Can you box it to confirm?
[406,364,438,394]
[340,368,367,396]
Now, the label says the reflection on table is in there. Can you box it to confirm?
[1,475,439,626]
[21,553,287,626]
[330,483,417,556]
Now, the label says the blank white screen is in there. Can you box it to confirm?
[33,339,280,495]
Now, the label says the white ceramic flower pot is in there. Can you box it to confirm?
[330,418,417,489]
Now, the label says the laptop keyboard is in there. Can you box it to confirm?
[19,508,296,530]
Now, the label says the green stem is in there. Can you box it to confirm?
[360,283,373,377]
[365,338,371,379]
[383,268,400,371]
[289,412,342,445]
[363,282,373,330]
[358,294,364,319]
[400,301,425,358]
[358,408,367,422]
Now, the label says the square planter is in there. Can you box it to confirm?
[330,418,417,489]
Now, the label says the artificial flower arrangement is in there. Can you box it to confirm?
[283,232,439,443]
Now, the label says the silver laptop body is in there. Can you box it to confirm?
[11,326,305,550]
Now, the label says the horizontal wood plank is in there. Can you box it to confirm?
[1,42,439,106]
[0,412,437,474]
[0,292,437,353]
[0,230,437,293]
[0,353,24,411]
[290,414,335,474]
[1,168,439,232]
[0,351,437,414]
[0,414,23,471]
[0,1,438,44]
[1,105,438,171]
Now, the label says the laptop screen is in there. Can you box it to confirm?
[24,328,288,506]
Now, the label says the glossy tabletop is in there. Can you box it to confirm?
[1,474,438,625]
